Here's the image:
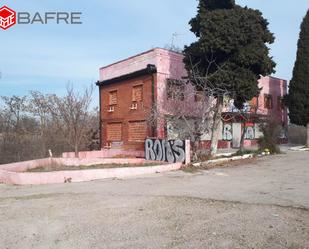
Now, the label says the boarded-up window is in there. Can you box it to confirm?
[264,94,273,109]
[132,85,143,102]
[107,123,122,141]
[128,121,147,142]
[109,90,118,105]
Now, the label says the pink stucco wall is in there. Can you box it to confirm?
[62,149,145,159]
[257,76,288,125]
[99,48,186,82]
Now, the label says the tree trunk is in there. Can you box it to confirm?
[239,123,246,153]
[74,144,79,158]
[210,96,223,157]
[307,123,309,148]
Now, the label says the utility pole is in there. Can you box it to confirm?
[171,32,183,47]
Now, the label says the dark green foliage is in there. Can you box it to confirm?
[286,10,309,126]
[184,0,276,109]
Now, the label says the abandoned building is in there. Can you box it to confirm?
[96,48,288,150]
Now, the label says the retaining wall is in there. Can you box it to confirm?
[0,157,181,185]
[62,149,145,159]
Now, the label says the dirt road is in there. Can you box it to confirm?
[0,151,308,249]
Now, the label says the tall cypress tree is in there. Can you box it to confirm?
[184,0,276,154]
[287,10,309,147]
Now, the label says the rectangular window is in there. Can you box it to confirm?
[132,85,143,102]
[264,94,273,109]
[128,121,147,142]
[109,90,118,106]
[107,123,122,141]
[167,79,185,101]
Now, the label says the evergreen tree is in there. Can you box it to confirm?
[286,10,309,147]
[184,0,276,155]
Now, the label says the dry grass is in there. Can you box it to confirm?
[202,157,258,170]
[182,157,258,173]
[27,162,162,172]
[112,154,139,158]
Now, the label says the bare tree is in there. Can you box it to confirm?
[1,95,28,133]
[0,95,41,163]
[48,84,94,157]
[146,76,223,160]
[28,91,52,157]
[0,86,98,163]
[146,60,265,159]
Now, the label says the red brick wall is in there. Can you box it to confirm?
[100,74,155,150]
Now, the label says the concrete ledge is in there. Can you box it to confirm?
[289,146,309,152]
[193,154,254,167]
[0,162,182,185]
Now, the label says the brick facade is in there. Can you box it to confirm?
[99,73,155,150]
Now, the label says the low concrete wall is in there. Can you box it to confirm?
[62,149,145,159]
[0,157,182,185]
[0,158,54,173]
[0,158,154,173]
[0,163,182,185]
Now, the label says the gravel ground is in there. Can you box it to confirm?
[0,150,308,249]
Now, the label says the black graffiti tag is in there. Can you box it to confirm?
[145,139,185,163]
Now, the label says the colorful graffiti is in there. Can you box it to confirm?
[145,139,186,163]
[244,125,255,140]
[222,123,233,141]
[223,123,256,141]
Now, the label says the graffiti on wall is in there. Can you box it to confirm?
[145,139,185,163]
[244,125,255,140]
[222,123,233,141]
[222,123,256,141]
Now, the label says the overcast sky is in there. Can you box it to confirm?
[1,0,308,106]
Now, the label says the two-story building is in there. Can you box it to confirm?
[96,48,288,150]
